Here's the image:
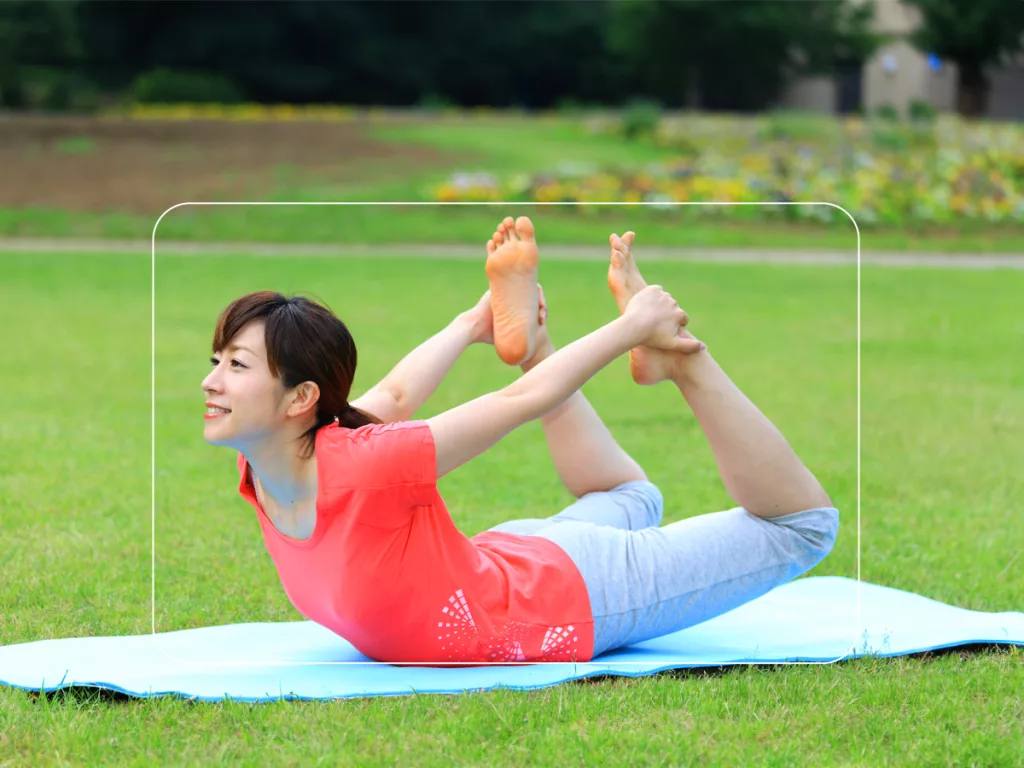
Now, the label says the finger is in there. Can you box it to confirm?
[674,337,706,354]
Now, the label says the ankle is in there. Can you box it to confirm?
[671,346,712,389]
[520,329,555,372]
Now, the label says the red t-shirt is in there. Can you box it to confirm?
[237,420,595,664]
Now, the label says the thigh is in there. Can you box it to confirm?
[534,505,840,657]
[546,480,663,531]
[486,481,663,537]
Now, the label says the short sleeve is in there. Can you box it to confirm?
[318,420,437,509]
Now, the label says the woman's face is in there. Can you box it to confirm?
[201,319,293,450]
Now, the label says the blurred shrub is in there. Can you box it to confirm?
[909,99,937,123]
[556,97,596,119]
[418,92,453,112]
[621,98,662,141]
[873,103,900,122]
[763,110,840,142]
[870,124,911,151]
[20,68,100,112]
[131,69,244,104]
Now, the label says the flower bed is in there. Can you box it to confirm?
[433,115,1024,227]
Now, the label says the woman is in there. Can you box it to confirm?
[202,216,839,664]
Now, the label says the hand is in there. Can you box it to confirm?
[464,285,547,346]
[623,285,704,353]
[464,290,495,345]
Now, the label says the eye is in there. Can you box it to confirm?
[209,357,246,369]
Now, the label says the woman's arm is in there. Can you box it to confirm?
[350,307,488,424]
[427,314,645,477]
[428,285,694,478]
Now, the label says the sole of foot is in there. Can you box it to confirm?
[607,231,687,385]
[485,216,540,366]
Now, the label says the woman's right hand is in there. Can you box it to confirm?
[623,285,704,353]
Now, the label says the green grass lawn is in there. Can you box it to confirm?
[1,115,1022,252]
[0,244,1021,765]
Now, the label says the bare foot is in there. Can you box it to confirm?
[608,232,700,385]
[485,216,541,366]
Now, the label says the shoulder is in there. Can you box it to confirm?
[318,419,433,449]
[316,420,435,487]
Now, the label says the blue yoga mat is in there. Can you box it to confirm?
[1,577,1020,702]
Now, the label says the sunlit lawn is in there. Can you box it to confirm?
[0,239,1020,765]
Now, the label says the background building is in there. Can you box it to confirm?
[782,0,1024,118]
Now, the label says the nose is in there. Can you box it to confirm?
[201,366,219,393]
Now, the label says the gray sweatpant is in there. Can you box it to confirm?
[488,481,840,657]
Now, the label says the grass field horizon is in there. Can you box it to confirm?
[0,244,1020,765]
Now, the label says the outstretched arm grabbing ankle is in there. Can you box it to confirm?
[427,285,700,477]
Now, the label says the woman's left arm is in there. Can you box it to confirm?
[350,297,491,423]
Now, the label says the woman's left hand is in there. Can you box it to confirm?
[464,290,495,345]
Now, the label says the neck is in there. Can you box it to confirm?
[241,434,318,509]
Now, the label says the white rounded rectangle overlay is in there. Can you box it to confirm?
[152,201,861,667]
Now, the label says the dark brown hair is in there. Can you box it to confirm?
[212,290,380,457]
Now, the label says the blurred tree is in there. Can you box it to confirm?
[73,0,621,106]
[2,0,881,110]
[0,0,82,108]
[902,0,1024,117]
[606,0,880,111]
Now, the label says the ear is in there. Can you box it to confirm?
[287,381,321,419]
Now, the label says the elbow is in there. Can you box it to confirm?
[497,385,545,425]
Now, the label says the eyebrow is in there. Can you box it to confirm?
[212,344,258,359]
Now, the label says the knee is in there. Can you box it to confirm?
[613,480,664,529]
[780,506,840,557]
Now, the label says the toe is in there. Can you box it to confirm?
[514,216,535,241]
[622,231,635,249]
[502,217,516,240]
[486,239,495,255]
[493,231,504,247]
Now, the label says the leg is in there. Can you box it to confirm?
[521,325,648,498]
[487,479,663,536]
[486,217,647,498]
[608,232,832,518]
[532,504,840,657]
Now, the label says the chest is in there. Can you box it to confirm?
[255,481,318,540]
